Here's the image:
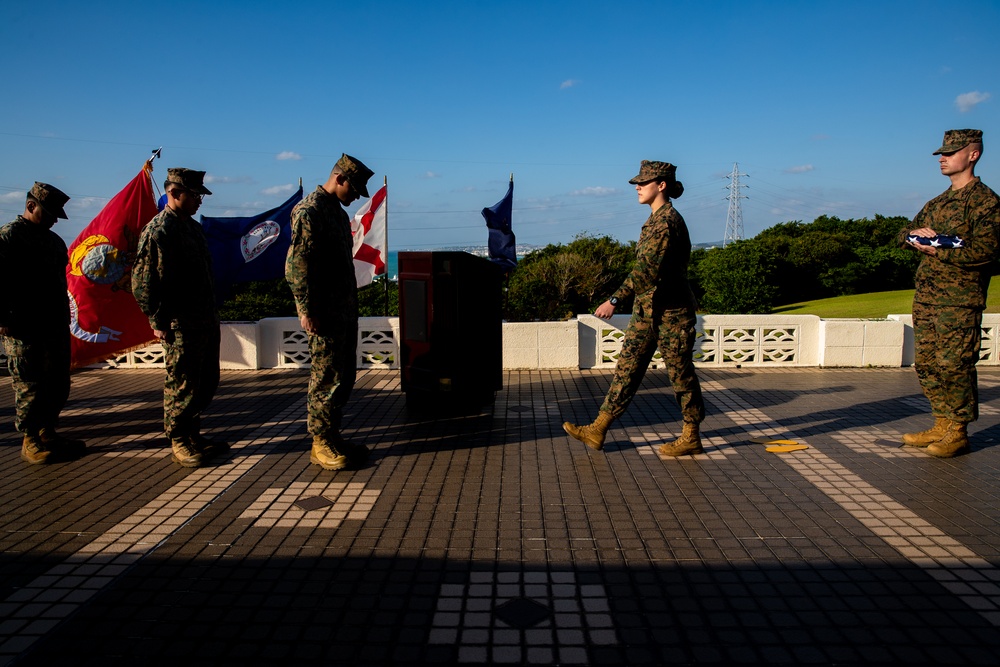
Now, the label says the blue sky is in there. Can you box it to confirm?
[1,0,997,249]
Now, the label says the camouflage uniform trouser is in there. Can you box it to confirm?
[162,328,220,439]
[307,324,358,438]
[600,304,705,423]
[1,334,71,435]
[912,301,982,424]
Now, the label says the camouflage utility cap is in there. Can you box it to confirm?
[933,129,983,155]
[336,153,374,198]
[28,182,70,219]
[164,168,213,195]
[629,160,677,184]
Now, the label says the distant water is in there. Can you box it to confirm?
[384,250,487,280]
[384,248,526,281]
[387,251,398,280]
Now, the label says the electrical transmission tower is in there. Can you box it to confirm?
[723,162,748,247]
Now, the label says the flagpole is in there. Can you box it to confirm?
[504,172,514,317]
[145,147,163,198]
[382,175,389,317]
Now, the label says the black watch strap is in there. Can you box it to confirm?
[609,297,619,306]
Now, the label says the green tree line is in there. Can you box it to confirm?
[218,276,398,321]
[218,214,963,321]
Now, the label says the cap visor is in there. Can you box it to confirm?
[41,203,68,219]
[350,179,369,198]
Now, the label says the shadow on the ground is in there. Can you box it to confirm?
[7,551,1000,667]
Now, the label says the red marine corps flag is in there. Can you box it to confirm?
[66,158,160,368]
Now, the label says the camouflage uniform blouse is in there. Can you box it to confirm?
[132,207,218,330]
[611,202,696,312]
[901,178,1000,310]
[285,186,358,327]
[0,216,70,339]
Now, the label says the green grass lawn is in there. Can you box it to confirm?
[771,276,1000,318]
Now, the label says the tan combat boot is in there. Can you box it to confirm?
[563,412,614,451]
[21,433,51,465]
[171,437,203,468]
[926,421,970,458]
[659,422,704,457]
[311,436,348,470]
[902,418,949,447]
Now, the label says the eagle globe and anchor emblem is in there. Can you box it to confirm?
[66,218,281,344]
[67,233,136,343]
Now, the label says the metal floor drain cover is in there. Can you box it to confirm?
[494,597,551,628]
[295,496,335,511]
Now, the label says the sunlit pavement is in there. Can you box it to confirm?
[2,366,1000,666]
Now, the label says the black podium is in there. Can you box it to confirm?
[398,251,503,411]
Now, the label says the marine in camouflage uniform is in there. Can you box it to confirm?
[900,129,1000,458]
[285,154,374,471]
[563,161,705,456]
[0,183,86,464]
[132,168,225,468]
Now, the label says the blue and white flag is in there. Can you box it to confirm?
[482,178,516,270]
[906,234,964,249]
[201,186,304,303]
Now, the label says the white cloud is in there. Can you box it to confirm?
[0,190,24,202]
[71,196,105,209]
[205,174,254,184]
[560,79,579,90]
[785,165,815,174]
[420,171,441,179]
[262,184,296,196]
[276,151,302,161]
[570,186,619,196]
[956,91,991,113]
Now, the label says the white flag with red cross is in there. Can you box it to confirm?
[351,185,387,287]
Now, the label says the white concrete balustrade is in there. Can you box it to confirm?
[6,314,993,371]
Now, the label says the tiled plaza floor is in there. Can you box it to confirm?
[2,366,1000,665]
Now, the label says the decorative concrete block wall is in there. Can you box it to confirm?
[502,321,578,369]
[579,314,820,368]
[220,322,260,370]
[889,313,1000,367]
[257,317,399,370]
[699,314,821,367]
[14,312,999,372]
[818,319,904,367]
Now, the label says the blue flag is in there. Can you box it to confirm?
[201,186,304,303]
[482,179,516,270]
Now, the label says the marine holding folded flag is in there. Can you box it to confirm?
[0,183,86,464]
[900,129,1000,457]
[133,168,229,468]
[285,153,375,471]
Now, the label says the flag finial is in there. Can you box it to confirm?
[144,147,162,174]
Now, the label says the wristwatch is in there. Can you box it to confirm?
[609,297,619,307]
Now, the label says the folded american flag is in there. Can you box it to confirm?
[907,234,964,248]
